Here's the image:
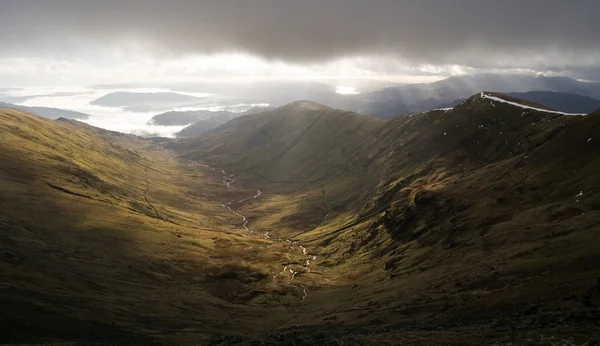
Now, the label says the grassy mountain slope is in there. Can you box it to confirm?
[171,94,600,344]
[3,90,600,344]
[174,102,383,179]
[0,108,321,345]
[170,101,386,231]
[308,93,600,343]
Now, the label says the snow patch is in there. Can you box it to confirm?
[481,93,587,116]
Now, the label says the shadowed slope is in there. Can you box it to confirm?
[0,108,320,345]
[171,101,386,217]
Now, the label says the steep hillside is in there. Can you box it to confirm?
[170,94,600,344]
[171,101,385,216]
[0,108,324,345]
[173,101,383,177]
[319,93,600,343]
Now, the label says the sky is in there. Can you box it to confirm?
[0,0,599,86]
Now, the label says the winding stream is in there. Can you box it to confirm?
[207,164,317,300]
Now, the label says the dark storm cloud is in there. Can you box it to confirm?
[0,0,599,70]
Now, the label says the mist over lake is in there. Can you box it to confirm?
[0,86,269,137]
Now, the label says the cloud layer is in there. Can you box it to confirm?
[0,0,599,77]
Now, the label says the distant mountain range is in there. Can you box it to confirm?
[0,101,90,120]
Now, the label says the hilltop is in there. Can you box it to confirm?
[171,101,385,210]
